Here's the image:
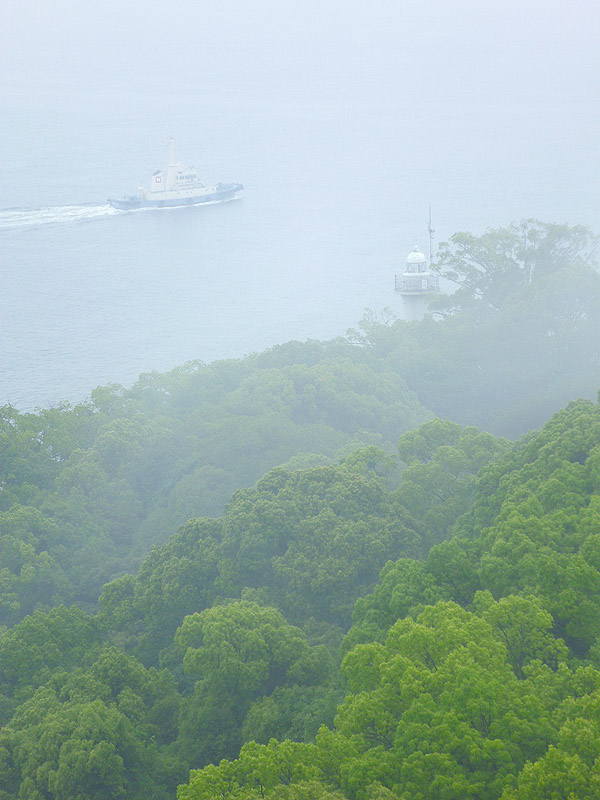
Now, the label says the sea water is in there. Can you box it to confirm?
[1,8,598,411]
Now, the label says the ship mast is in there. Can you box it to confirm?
[165,137,179,192]
[167,137,176,166]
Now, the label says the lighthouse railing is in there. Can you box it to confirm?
[395,274,439,293]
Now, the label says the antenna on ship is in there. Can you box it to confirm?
[166,136,176,166]
[428,204,435,266]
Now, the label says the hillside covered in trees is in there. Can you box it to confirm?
[1,220,599,800]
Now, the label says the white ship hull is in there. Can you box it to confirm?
[109,182,243,210]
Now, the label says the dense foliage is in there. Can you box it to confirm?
[177,397,600,800]
[1,220,599,799]
[0,355,430,624]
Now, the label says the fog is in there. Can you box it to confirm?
[4,0,597,91]
[2,6,600,794]
[1,0,599,407]
[3,0,597,224]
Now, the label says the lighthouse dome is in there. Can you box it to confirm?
[407,245,426,264]
[405,245,427,273]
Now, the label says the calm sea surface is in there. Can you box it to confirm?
[1,18,598,411]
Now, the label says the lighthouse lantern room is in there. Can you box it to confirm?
[395,245,439,321]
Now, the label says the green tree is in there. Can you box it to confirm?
[177,738,321,800]
[0,606,103,715]
[178,600,582,800]
[473,592,568,678]
[174,601,331,764]
[396,419,508,547]
[431,220,598,312]
[0,692,167,800]
[501,690,600,800]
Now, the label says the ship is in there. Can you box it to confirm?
[108,138,243,210]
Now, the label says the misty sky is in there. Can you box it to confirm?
[3,0,598,208]
[1,0,599,408]
[3,0,598,100]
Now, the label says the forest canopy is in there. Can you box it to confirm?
[1,220,599,800]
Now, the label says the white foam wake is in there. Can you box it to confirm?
[0,203,119,230]
[0,195,242,230]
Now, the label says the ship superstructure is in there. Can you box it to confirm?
[108,139,243,210]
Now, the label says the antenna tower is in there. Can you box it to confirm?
[428,204,435,265]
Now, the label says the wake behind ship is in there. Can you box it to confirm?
[108,138,243,210]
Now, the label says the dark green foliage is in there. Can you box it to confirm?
[1,353,429,623]
[178,600,600,800]
[174,601,333,765]
[3,219,598,621]
[349,398,600,656]
[98,456,425,666]
[0,506,73,626]
[177,395,600,800]
[396,419,509,547]
[0,606,104,715]
[341,601,598,799]
[0,638,186,799]
[3,220,600,799]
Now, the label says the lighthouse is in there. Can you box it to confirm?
[396,245,439,322]
[394,244,439,321]
[395,208,440,320]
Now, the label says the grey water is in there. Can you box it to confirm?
[1,0,599,411]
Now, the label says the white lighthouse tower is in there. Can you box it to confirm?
[395,208,439,320]
[394,245,439,320]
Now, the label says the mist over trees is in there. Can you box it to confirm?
[1,220,600,799]
[431,220,597,311]
[353,220,600,434]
